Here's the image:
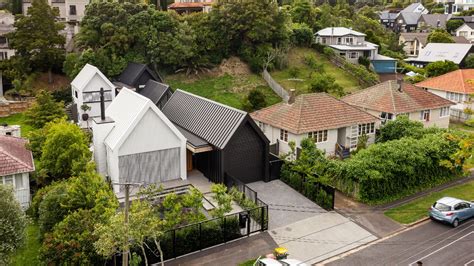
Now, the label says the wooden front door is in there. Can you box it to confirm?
[186,150,193,171]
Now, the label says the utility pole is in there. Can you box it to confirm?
[113,182,142,266]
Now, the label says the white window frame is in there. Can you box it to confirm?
[440,107,450,118]
[280,129,288,142]
[308,130,328,143]
[258,121,266,133]
[349,52,359,59]
[420,110,430,121]
[358,123,375,136]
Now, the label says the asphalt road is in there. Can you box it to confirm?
[327,218,474,266]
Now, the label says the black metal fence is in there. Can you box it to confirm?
[269,153,283,181]
[224,173,259,204]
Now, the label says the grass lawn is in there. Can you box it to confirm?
[384,180,474,224]
[239,258,257,266]
[167,73,281,110]
[0,113,33,137]
[270,47,361,96]
[450,121,474,133]
[11,223,41,266]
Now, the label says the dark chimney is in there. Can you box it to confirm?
[100,87,105,121]
[288,89,296,104]
[396,79,403,92]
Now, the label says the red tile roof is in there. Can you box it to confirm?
[250,93,379,134]
[342,80,454,114]
[415,69,474,94]
[0,135,34,176]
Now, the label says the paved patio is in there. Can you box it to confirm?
[247,180,377,265]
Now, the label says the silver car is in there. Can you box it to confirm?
[429,197,474,227]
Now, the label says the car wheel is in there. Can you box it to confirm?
[452,218,459,228]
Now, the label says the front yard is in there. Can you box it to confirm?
[0,113,33,136]
[269,47,361,96]
[384,180,474,224]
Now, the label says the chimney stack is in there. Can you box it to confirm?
[396,79,403,92]
[288,89,296,104]
[100,87,105,120]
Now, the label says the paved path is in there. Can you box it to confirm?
[165,232,277,266]
[248,180,376,265]
[325,218,474,266]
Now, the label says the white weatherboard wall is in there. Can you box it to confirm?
[363,107,450,128]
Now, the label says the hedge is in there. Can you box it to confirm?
[333,133,462,203]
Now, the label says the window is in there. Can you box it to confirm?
[0,36,6,44]
[345,37,353,44]
[321,37,327,44]
[3,176,13,186]
[380,112,393,123]
[280,129,288,142]
[74,90,78,98]
[358,123,375,136]
[0,52,7,60]
[69,5,76,15]
[308,130,328,143]
[15,174,23,189]
[446,92,463,103]
[349,52,358,59]
[337,37,342,44]
[258,122,266,133]
[420,110,430,121]
[440,107,450,117]
[83,91,113,103]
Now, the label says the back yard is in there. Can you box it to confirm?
[166,58,281,110]
[0,113,32,136]
[270,47,361,96]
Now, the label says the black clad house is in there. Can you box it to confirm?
[162,90,270,184]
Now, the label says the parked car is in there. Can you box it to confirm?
[257,258,308,266]
[429,197,474,227]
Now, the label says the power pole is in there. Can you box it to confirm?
[113,182,142,266]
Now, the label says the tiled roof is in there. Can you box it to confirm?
[250,93,379,134]
[342,80,453,114]
[0,136,34,176]
[415,69,474,94]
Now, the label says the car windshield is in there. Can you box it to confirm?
[433,202,451,211]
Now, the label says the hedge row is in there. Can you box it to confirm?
[332,133,462,203]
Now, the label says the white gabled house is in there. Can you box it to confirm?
[92,88,187,194]
[71,64,116,128]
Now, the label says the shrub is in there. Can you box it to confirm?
[290,23,314,47]
[358,56,371,69]
[425,60,458,77]
[38,182,69,235]
[243,88,266,112]
[323,47,335,57]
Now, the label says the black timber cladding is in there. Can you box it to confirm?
[162,89,269,183]
[162,90,247,149]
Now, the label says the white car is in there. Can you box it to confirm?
[257,258,308,266]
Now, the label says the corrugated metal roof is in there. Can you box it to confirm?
[406,43,472,64]
[162,90,246,149]
[316,27,365,37]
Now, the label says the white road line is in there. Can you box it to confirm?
[408,231,474,266]
[465,259,474,266]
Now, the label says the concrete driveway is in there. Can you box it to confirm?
[248,180,377,265]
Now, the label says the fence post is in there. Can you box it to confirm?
[247,210,251,237]
[261,206,265,231]
[172,229,176,259]
[223,217,226,243]
[198,223,202,251]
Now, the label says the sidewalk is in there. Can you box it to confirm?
[334,173,474,238]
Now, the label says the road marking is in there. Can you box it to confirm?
[465,260,474,266]
[408,231,474,266]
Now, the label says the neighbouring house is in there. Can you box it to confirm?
[394,12,423,32]
[342,80,454,128]
[314,27,397,73]
[399,32,469,57]
[0,135,34,208]
[70,64,116,128]
[168,0,213,14]
[405,43,473,68]
[379,9,401,28]
[114,62,171,109]
[162,89,270,184]
[448,0,474,14]
[0,11,15,61]
[250,92,380,159]
[417,14,452,32]
[22,0,88,28]
[456,22,474,43]
[92,88,187,194]
[416,69,474,121]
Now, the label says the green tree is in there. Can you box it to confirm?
[464,54,474,68]
[290,23,314,47]
[7,0,65,83]
[290,0,319,29]
[0,185,27,265]
[25,90,66,129]
[446,19,464,33]
[309,74,344,96]
[377,115,425,142]
[427,29,455,43]
[244,88,267,111]
[39,119,91,182]
[290,138,328,181]
[210,184,233,218]
[425,60,459,77]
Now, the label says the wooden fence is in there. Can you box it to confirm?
[262,69,289,102]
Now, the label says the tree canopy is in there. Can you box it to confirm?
[425,60,459,77]
[25,90,66,129]
[427,29,455,43]
[0,185,27,265]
